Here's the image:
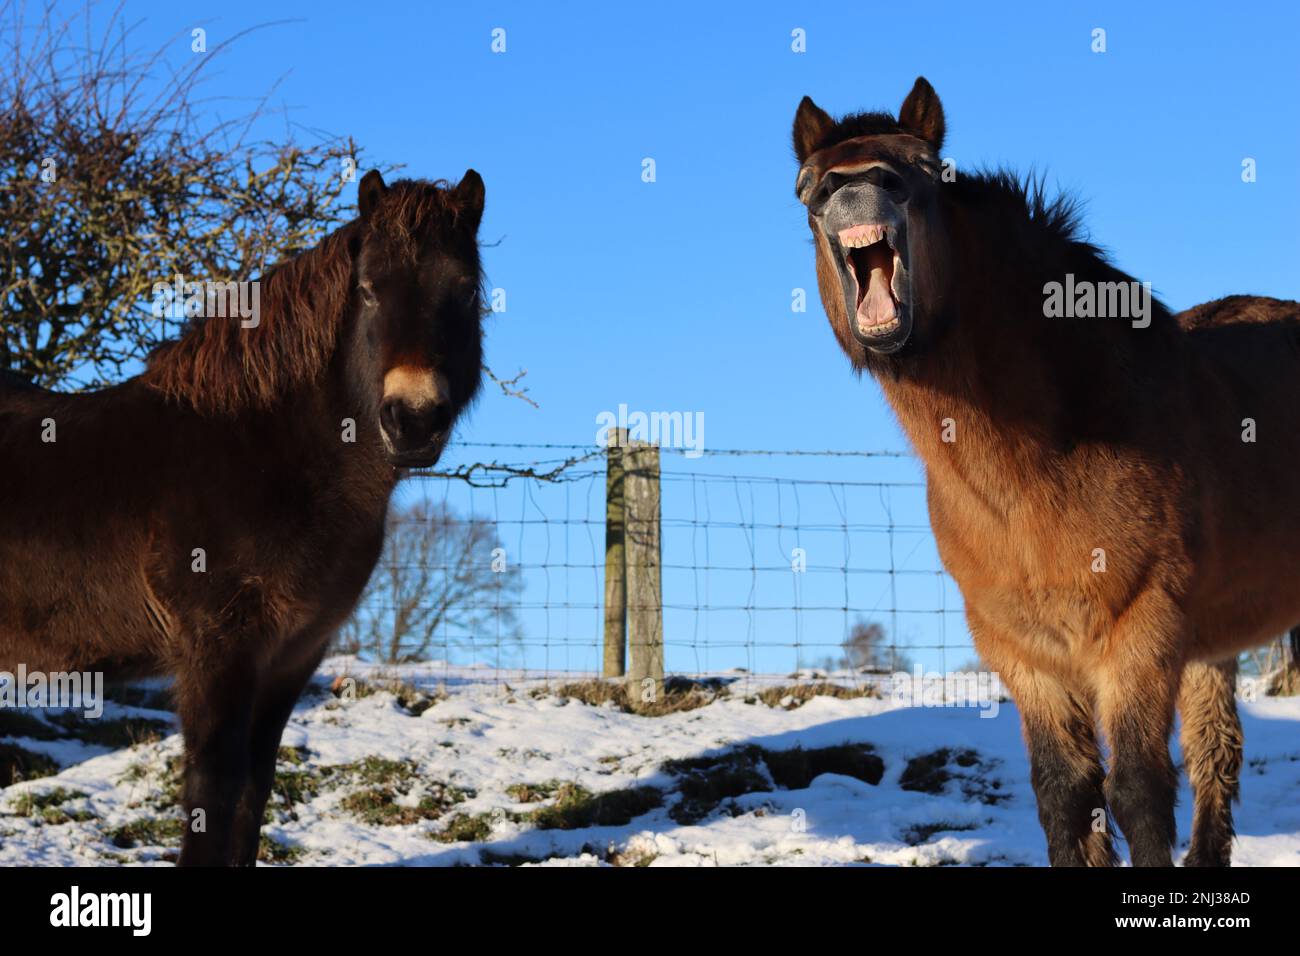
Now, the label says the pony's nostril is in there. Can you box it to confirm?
[380,398,451,451]
[379,397,405,440]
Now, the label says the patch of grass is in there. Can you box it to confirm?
[107,815,184,849]
[339,782,469,826]
[1,707,173,750]
[8,786,96,825]
[119,753,184,811]
[323,754,469,827]
[899,748,1006,804]
[662,743,884,824]
[396,689,442,717]
[8,786,87,816]
[900,749,957,794]
[528,782,662,831]
[330,675,444,715]
[337,755,420,789]
[277,745,309,766]
[103,684,175,711]
[264,747,315,816]
[40,805,97,825]
[46,712,171,748]
[270,767,326,814]
[549,677,727,716]
[608,845,658,867]
[761,744,885,790]
[749,682,880,710]
[663,751,770,825]
[435,812,496,843]
[257,834,307,864]
[0,742,58,784]
[505,780,562,804]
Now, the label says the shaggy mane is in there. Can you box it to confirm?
[143,178,471,416]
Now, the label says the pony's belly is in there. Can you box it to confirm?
[1189,586,1300,659]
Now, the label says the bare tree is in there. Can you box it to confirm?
[802,618,910,673]
[0,1,392,387]
[842,619,911,673]
[336,502,523,664]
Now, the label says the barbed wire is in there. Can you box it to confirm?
[448,441,913,458]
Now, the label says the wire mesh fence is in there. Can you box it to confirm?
[339,443,973,692]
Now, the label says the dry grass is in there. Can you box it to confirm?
[547,676,729,716]
[330,674,445,716]
[527,782,662,831]
[0,742,58,785]
[1267,665,1300,697]
[749,682,880,710]
[6,786,95,825]
[505,781,561,804]
[107,815,184,849]
[434,811,497,843]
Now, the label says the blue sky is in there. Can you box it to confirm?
[82,1,1300,672]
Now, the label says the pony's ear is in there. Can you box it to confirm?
[898,77,945,152]
[451,169,485,234]
[793,96,835,164]
[358,170,387,220]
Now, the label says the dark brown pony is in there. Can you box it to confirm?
[0,170,486,865]
[792,78,1300,866]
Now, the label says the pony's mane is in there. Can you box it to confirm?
[143,178,465,415]
[804,110,903,155]
[950,168,1095,255]
[948,168,1176,330]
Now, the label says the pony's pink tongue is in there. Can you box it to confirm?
[856,244,897,329]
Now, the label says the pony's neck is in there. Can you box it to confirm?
[875,184,1175,507]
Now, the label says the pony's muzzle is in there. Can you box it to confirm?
[819,183,912,353]
[380,366,453,466]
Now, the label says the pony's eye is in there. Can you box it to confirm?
[865,166,909,200]
[358,281,378,307]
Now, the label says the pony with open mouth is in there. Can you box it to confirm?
[793,77,1300,867]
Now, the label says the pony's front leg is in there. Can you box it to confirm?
[175,657,255,867]
[970,612,1116,866]
[1097,589,1183,867]
[230,648,327,866]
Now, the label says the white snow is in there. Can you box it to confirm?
[1,658,1297,866]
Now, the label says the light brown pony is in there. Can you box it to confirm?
[792,77,1300,866]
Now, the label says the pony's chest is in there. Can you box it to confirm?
[924,474,1120,651]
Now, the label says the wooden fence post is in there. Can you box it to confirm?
[624,440,664,706]
[602,428,628,678]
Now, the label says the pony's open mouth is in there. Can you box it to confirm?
[839,224,904,340]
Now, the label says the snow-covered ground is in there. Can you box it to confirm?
[1,658,1298,866]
